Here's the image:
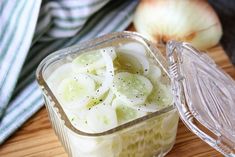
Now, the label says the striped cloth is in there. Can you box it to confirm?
[0,0,139,144]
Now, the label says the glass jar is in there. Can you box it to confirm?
[36,32,179,157]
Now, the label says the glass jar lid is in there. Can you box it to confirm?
[166,41,235,156]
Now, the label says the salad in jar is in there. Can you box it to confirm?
[42,37,178,157]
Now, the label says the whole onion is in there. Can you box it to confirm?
[134,0,223,50]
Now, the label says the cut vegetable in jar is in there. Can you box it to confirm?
[126,103,160,113]
[68,132,111,154]
[65,109,92,133]
[161,111,179,132]
[147,83,173,108]
[100,90,114,106]
[78,146,114,157]
[85,90,114,110]
[112,99,147,124]
[147,64,162,83]
[118,42,146,56]
[112,72,153,106]
[71,135,122,157]
[46,40,175,136]
[72,47,116,73]
[117,47,149,75]
[111,135,122,156]
[115,52,144,74]
[95,67,106,76]
[104,47,117,60]
[57,74,95,109]
[86,73,104,84]
[47,63,74,91]
[94,51,114,98]
[86,104,118,132]
[72,50,104,73]
[160,113,178,146]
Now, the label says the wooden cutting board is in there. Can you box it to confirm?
[0,45,234,157]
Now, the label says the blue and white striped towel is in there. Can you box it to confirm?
[0,0,139,144]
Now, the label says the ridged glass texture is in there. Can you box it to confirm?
[167,41,235,156]
[45,95,178,157]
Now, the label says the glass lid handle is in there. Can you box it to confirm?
[166,41,235,156]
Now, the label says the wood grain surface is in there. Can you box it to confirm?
[0,45,234,157]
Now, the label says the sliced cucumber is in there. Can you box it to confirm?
[57,74,95,109]
[72,47,116,73]
[47,63,74,91]
[112,72,153,105]
[86,104,118,132]
[115,52,143,74]
[147,83,173,109]
[118,52,149,75]
[112,99,147,124]
[117,42,149,75]
[72,50,104,73]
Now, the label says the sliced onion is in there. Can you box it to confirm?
[94,51,114,98]
[147,64,162,83]
[118,42,146,56]
[63,98,90,110]
[86,73,104,84]
[106,47,117,60]
[100,90,114,106]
